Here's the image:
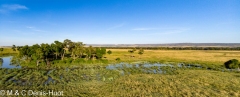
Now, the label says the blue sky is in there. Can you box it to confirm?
[0,0,239,46]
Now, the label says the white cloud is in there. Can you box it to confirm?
[0,4,28,14]
[2,4,28,10]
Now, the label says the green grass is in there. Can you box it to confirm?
[0,67,239,96]
[0,48,18,56]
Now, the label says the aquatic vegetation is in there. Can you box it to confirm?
[0,56,240,96]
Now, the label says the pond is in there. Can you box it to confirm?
[0,56,21,68]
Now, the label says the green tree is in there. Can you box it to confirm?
[51,41,64,60]
[12,45,16,51]
[17,46,21,51]
[0,48,3,53]
[95,47,106,59]
[40,43,53,66]
[138,48,144,57]
[71,42,85,60]
[19,45,31,62]
[86,46,96,59]
[107,50,112,55]
[32,48,44,66]
[30,44,41,62]
[41,44,49,57]
[62,39,74,60]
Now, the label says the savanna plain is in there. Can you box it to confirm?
[0,47,240,97]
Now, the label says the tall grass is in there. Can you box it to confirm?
[0,65,239,96]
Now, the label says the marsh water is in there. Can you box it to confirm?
[0,56,21,68]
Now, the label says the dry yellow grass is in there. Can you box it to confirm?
[99,70,240,97]
[105,49,240,65]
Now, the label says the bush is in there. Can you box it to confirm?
[224,59,240,69]
[116,58,121,61]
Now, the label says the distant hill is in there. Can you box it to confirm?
[86,43,240,47]
[1,43,240,48]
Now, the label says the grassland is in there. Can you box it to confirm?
[0,67,239,96]
[103,70,240,97]
[1,48,240,68]
[0,48,18,56]
[105,49,240,66]
[1,48,240,66]
[1,48,240,96]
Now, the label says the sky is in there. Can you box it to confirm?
[0,0,239,46]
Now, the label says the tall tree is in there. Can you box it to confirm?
[86,46,95,59]
[19,45,31,62]
[72,42,85,60]
[12,45,16,51]
[51,41,64,59]
[62,39,73,60]
[95,47,106,59]
[40,43,52,61]
[32,48,44,66]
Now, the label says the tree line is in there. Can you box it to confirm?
[103,47,240,50]
[12,39,108,66]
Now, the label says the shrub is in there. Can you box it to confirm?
[107,50,112,55]
[116,58,121,61]
[224,59,240,69]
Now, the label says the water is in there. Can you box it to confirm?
[0,56,21,69]
[44,76,55,85]
[106,63,173,70]
[105,63,178,75]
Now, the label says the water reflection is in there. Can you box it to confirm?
[0,56,21,68]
